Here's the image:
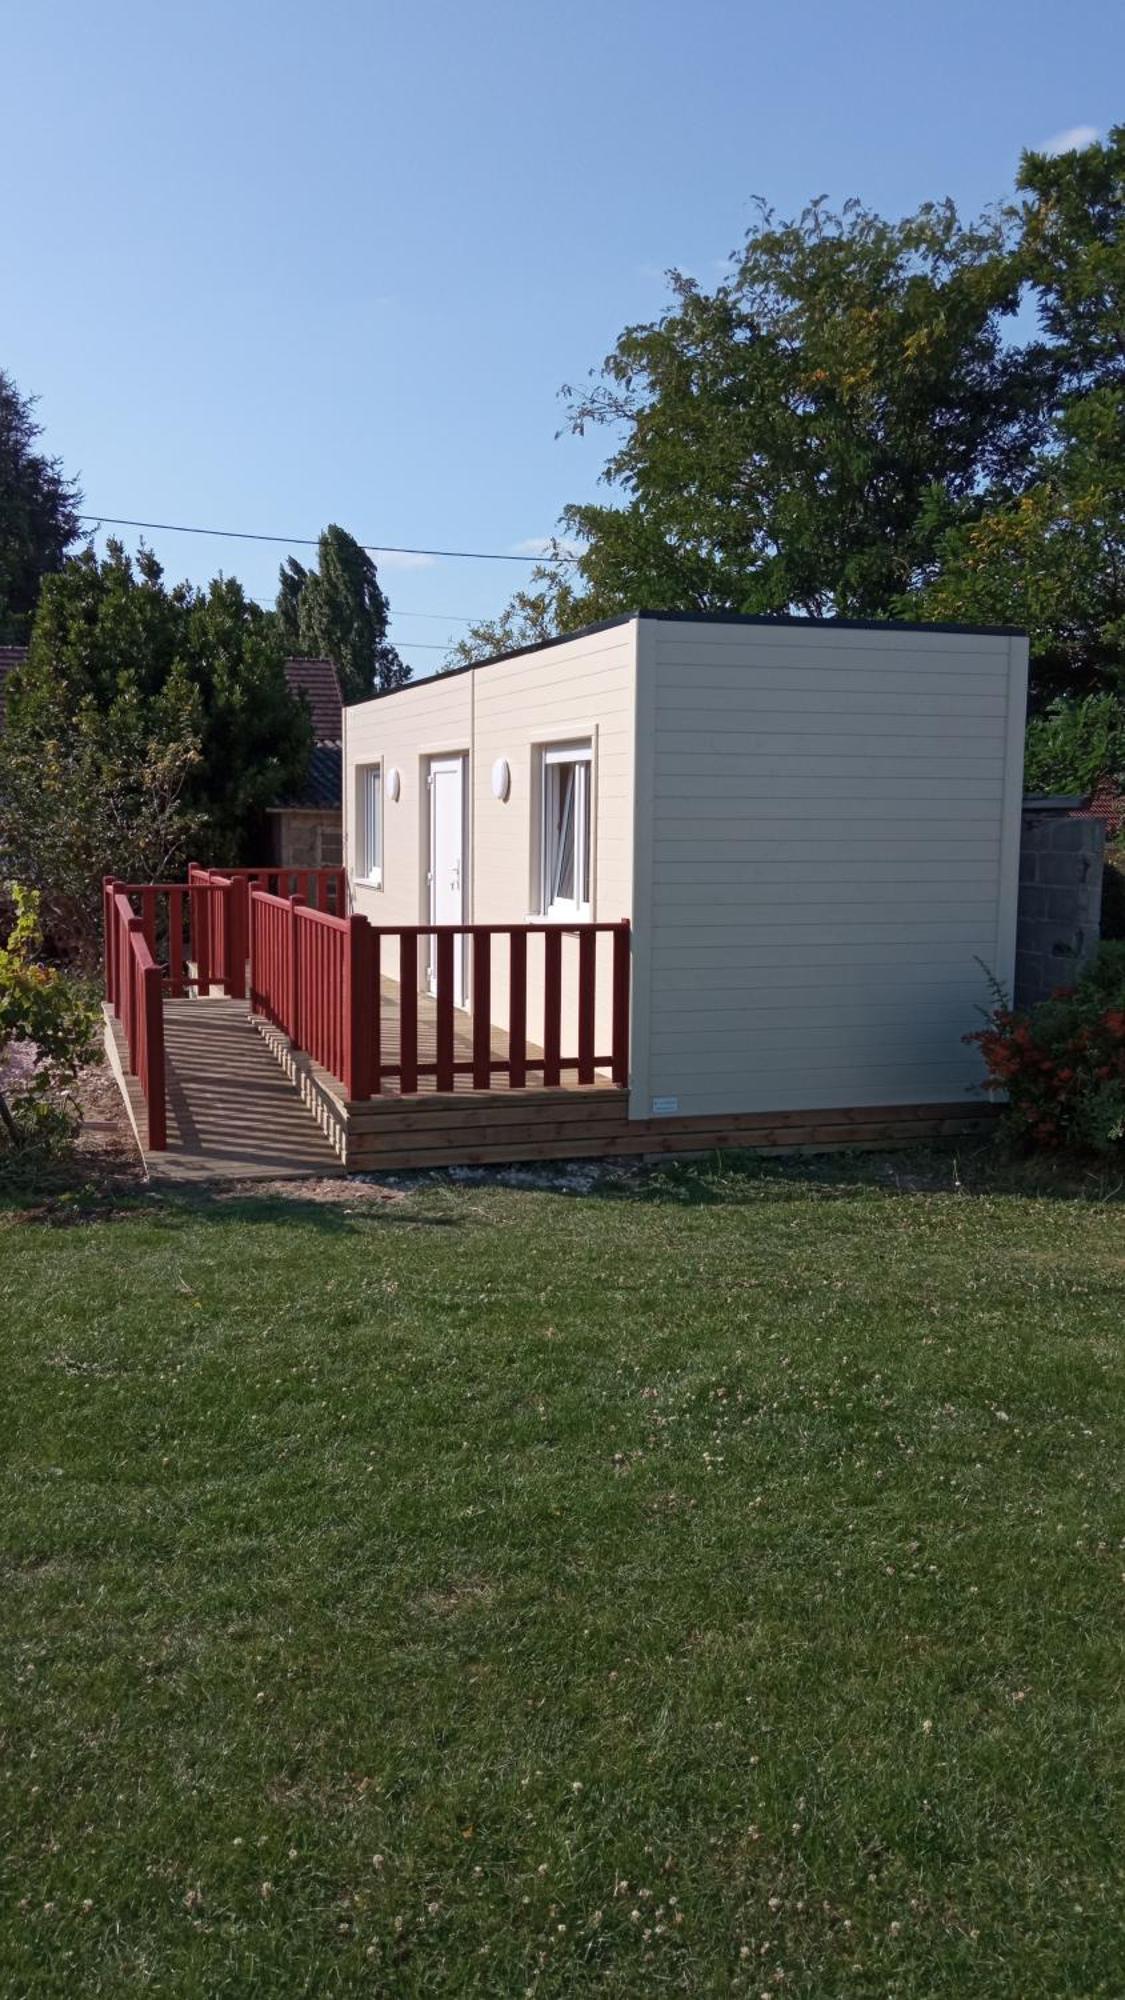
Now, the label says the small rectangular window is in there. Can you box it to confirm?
[539,743,591,918]
[359,764,382,886]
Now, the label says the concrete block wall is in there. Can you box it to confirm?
[1016,802,1105,1007]
[269,809,343,869]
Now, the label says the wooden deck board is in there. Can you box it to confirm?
[371,973,617,1095]
[105,1000,343,1181]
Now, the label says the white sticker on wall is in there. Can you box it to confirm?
[651,1096,679,1116]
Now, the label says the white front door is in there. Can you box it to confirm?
[428,755,466,999]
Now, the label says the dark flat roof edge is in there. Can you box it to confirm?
[349,609,1028,706]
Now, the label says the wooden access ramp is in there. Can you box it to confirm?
[104,997,342,1181]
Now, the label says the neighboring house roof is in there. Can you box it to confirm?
[0,643,29,726]
[284,657,343,744]
[1069,775,1125,838]
[271,741,342,812]
[274,658,343,814]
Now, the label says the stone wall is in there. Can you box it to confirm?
[1016,801,1105,1008]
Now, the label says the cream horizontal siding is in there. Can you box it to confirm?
[471,626,635,1058]
[632,618,1028,1119]
[343,627,636,1061]
[344,673,473,949]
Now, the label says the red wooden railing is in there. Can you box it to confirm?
[103,886,167,1148]
[368,922,631,1097]
[102,868,343,1005]
[188,867,248,998]
[199,864,345,910]
[103,869,631,1134]
[247,894,630,1103]
[249,891,375,1100]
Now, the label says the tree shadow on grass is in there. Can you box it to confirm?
[0,1155,466,1235]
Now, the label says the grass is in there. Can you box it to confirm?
[0,1145,1122,1996]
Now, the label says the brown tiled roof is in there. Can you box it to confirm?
[284,657,343,744]
[1069,775,1124,837]
[0,643,29,726]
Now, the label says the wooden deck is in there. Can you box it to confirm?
[104,1000,342,1181]
[104,983,998,1182]
[252,973,628,1171]
[370,972,618,1095]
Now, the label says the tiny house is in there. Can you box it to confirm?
[341,612,1027,1162]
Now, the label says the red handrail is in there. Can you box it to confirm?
[246,893,630,1103]
[199,864,345,911]
[104,886,166,1148]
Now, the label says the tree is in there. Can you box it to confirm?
[0,370,81,643]
[443,581,576,672]
[451,191,1050,665]
[276,524,410,701]
[912,128,1125,712]
[0,542,312,954]
[0,718,200,964]
[0,885,100,1148]
[1024,694,1125,797]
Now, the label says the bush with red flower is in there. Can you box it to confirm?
[967,942,1125,1154]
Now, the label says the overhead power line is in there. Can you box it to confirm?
[78,513,557,565]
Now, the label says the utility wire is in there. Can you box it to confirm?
[78,513,559,565]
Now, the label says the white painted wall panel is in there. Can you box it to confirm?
[343,627,636,1060]
[632,619,1028,1119]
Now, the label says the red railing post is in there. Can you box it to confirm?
[399,933,419,1094]
[343,913,375,1100]
[508,930,527,1089]
[288,896,304,1047]
[247,890,259,1014]
[472,929,492,1089]
[143,960,167,1149]
[168,886,185,997]
[577,928,596,1085]
[543,929,562,1087]
[435,930,455,1091]
[371,927,382,1096]
[611,920,631,1087]
[190,867,211,997]
[227,876,249,1001]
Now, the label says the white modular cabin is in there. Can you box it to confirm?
[342,612,1027,1152]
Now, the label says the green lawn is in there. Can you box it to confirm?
[1,1150,1122,1997]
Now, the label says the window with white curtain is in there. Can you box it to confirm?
[358,764,383,886]
[539,742,592,919]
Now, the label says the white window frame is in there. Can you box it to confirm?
[358,763,383,888]
[537,741,592,921]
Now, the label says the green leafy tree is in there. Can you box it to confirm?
[276,524,410,701]
[1024,694,1125,797]
[0,699,202,962]
[444,581,579,672]
[0,543,312,954]
[451,192,1049,664]
[915,127,1125,712]
[0,370,81,643]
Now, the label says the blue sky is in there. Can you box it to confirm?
[5,0,1121,675]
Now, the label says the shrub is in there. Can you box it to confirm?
[0,884,100,1151]
[967,942,1125,1154]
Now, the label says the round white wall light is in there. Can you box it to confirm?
[386,766,401,802]
[491,757,511,802]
